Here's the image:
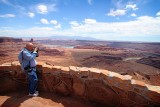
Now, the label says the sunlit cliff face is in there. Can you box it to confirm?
[0,61,160,106]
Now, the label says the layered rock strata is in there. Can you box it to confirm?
[0,37,22,43]
[0,62,160,106]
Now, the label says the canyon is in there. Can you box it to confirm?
[0,39,160,106]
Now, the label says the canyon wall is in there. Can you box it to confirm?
[0,62,160,106]
[0,37,23,43]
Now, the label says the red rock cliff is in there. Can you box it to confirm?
[0,61,160,106]
[0,37,23,43]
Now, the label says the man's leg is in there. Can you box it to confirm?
[32,71,38,93]
[28,70,38,95]
[28,73,35,94]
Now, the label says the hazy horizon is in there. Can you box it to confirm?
[0,0,160,42]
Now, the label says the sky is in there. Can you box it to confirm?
[0,0,160,42]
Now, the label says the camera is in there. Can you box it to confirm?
[36,47,39,53]
[36,47,39,57]
[33,47,39,52]
[33,47,39,57]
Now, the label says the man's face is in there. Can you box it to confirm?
[26,43,35,52]
[28,44,34,51]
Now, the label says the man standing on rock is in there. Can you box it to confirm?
[18,43,39,97]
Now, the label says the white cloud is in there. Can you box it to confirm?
[37,4,48,14]
[28,12,35,18]
[107,9,126,16]
[0,27,55,37]
[84,19,97,24]
[156,11,160,16]
[50,20,58,25]
[0,14,15,18]
[0,27,65,37]
[47,4,57,12]
[69,16,160,38]
[111,0,142,10]
[107,3,139,17]
[40,18,49,24]
[125,4,138,10]
[36,4,57,14]
[130,13,137,17]
[111,0,125,9]
[70,21,80,27]
[41,19,60,28]
[87,0,92,5]
[136,16,155,20]
[1,16,160,41]
[54,24,61,29]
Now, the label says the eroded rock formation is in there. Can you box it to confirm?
[136,56,160,69]
[0,62,160,106]
[0,37,23,43]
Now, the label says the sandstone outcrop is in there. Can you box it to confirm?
[136,56,160,69]
[40,47,64,56]
[0,61,160,106]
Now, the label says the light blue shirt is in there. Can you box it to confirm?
[18,48,38,71]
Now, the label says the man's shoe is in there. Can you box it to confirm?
[35,91,39,94]
[28,93,39,97]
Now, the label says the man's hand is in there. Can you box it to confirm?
[34,47,39,57]
[34,47,39,52]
